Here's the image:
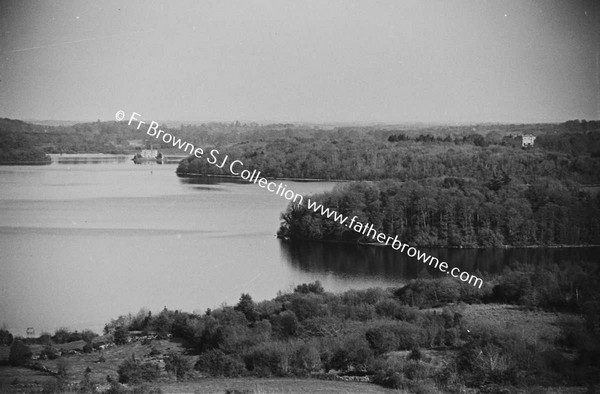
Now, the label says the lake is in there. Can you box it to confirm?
[0,155,597,335]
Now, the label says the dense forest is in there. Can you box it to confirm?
[277,177,600,247]
[176,120,600,183]
[0,120,51,164]
[237,121,600,248]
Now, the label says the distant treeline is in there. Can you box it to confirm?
[1,117,599,165]
[278,178,600,247]
[177,128,600,184]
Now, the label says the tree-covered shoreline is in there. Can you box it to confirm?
[278,177,600,248]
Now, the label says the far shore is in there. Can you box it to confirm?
[176,171,353,182]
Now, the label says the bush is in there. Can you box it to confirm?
[460,342,516,385]
[40,345,60,360]
[164,352,193,380]
[80,329,98,344]
[234,293,259,323]
[270,311,299,338]
[409,347,423,361]
[195,349,245,377]
[37,332,52,345]
[117,356,160,384]
[286,294,326,321]
[56,358,69,379]
[149,347,161,357]
[366,326,398,355]
[327,334,373,371]
[374,299,399,318]
[366,322,425,355]
[243,341,300,376]
[371,358,437,390]
[0,328,13,346]
[8,340,32,366]
[370,358,408,389]
[292,343,321,374]
[113,326,129,345]
[294,281,324,294]
[52,327,84,344]
[80,366,94,392]
[492,271,532,303]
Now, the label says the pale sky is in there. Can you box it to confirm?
[0,0,598,123]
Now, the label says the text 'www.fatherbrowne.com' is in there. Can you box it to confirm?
[117,110,484,289]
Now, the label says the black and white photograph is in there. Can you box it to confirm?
[0,1,599,393]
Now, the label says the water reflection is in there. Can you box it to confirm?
[3,155,599,336]
[279,240,600,280]
[50,154,131,165]
[178,175,248,185]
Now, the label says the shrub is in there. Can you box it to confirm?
[37,332,52,345]
[80,329,98,344]
[327,334,373,371]
[270,311,299,338]
[113,326,129,345]
[149,347,161,357]
[234,293,259,323]
[56,358,69,379]
[243,341,300,376]
[348,303,377,321]
[300,316,343,337]
[366,322,425,355]
[255,300,283,320]
[366,326,398,355]
[0,328,13,346]
[294,281,324,294]
[52,327,87,344]
[117,356,160,384]
[8,340,32,366]
[409,347,423,361]
[463,342,516,384]
[40,345,60,360]
[375,299,399,318]
[80,366,94,392]
[195,349,245,377]
[492,271,532,303]
[292,342,322,374]
[433,278,461,304]
[52,328,71,344]
[370,358,408,389]
[394,305,419,322]
[287,294,326,321]
[371,357,437,390]
[164,352,193,380]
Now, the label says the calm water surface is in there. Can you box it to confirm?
[0,155,597,335]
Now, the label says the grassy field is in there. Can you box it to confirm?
[461,303,574,344]
[148,378,399,393]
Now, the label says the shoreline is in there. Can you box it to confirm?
[176,172,354,182]
[277,237,600,250]
[0,160,52,166]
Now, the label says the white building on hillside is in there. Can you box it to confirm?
[522,134,536,147]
